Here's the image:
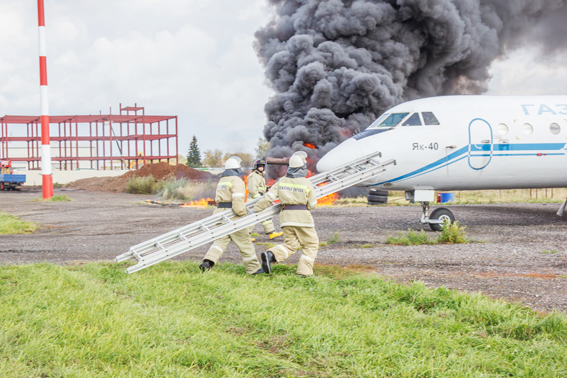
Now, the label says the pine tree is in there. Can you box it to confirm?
[186,135,202,168]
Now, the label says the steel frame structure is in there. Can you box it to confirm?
[0,104,178,170]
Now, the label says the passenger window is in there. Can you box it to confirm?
[402,113,422,126]
[422,112,440,125]
[378,113,409,127]
[497,123,508,135]
[550,123,561,135]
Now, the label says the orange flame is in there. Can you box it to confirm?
[317,192,339,205]
[303,143,316,149]
[243,174,250,200]
[180,198,215,207]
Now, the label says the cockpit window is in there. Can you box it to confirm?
[367,113,390,129]
[422,112,440,125]
[402,113,422,126]
[377,113,410,128]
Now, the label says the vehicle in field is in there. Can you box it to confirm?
[0,160,26,191]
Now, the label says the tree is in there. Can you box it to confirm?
[202,149,224,168]
[224,152,254,168]
[255,137,270,159]
[186,135,202,168]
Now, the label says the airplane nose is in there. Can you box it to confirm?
[316,138,364,172]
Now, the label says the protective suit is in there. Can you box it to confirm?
[247,159,282,239]
[254,152,319,276]
[201,157,263,274]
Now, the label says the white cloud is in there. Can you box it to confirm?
[0,0,272,157]
[487,47,567,96]
[1,0,565,160]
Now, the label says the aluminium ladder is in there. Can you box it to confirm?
[115,151,395,273]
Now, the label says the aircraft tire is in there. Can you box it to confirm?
[367,194,388,202]
[369,189,389,196]
[429,208,455,232]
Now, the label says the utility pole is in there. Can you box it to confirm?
[38,0,53,199]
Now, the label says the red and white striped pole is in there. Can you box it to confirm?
[38,0,53,199]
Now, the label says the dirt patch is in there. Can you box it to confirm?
[64,163,217,193]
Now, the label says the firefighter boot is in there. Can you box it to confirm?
[268,231,283,240]
[199,259,214,272]
[261,251,276,274]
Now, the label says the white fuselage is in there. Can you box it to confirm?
[316,95,567,191]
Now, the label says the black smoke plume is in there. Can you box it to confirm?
[255,0,567,171]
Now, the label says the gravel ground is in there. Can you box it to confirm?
[1,188,566,313]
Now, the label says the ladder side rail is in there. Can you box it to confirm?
[131,196,264,248]
[126,206,282,273]
[136,206,280,264]
[305,152,382,187]
[314,160,395,198]
[119,199,266,261]
[128,212,249,260]
[126,159,395,270]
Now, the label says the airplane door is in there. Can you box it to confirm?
[468,118,493,170]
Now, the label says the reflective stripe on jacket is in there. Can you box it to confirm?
[254,176,317,227]
[215,176,247,216]
[247,170,267,200]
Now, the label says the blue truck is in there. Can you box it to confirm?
[0,160,26,190]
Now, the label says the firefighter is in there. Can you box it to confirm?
[200,156,264,275]
[253,151,319,277]
[247,158,283,240]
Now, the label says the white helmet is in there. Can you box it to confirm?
[224,156,242,170]
[289,151,308,168]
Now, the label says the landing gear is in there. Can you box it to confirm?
[429,208,455,231]
[419,201,455,232]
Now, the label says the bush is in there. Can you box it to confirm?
[435,220,469,244]
[158,179,216,202]
[386,221,471,246]
[126,175,157,194]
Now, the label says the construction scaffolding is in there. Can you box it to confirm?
[0,104,178,170]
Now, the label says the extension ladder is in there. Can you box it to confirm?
[115,151,395,273]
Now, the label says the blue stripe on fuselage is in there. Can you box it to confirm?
[470,143,566,152]
[370,142,566,187]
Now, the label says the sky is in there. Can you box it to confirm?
[1,0,567,158]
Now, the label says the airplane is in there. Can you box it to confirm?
[316,95,567,231]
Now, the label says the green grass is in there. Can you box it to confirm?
[541,250,560,255]
[327,231,340,245]
[386,229,431,246]
[0,262,566,377]
[250,233,261,237]
[0,212,40,235]
[32,194,72,202]
[386,221,470,246]
[360,243,374,248]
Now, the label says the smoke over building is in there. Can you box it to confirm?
[255,0,567,170]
